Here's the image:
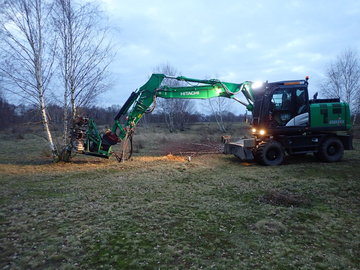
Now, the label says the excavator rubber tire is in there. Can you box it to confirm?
[316,136,344,162]
[255,140,284,166]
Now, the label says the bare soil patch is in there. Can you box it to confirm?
[160,141,222,156]
[259,190,311,207]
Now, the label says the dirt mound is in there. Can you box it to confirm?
[259,190,310,207]
[161,141,222,156]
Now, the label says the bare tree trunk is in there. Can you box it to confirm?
[71,90,76,119]
[217,100,227,132]
[34,0,57,158]
[0,0,58,160]
[164,112,175,133]
[40,94,57,155]
[353,107,358,125]
[214,112,226,132]
[63,91,68,145]
[53,0,111,122]
[208,98,228,132]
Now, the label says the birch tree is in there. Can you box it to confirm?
[154,63,194,132]
[207,97,232,132]
[321,49,360,123]
[0,0,58,157]
[52,0,112,144]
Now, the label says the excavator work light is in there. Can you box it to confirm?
[252,128,257,133]
[252,81,263,89]
[259,129,266,136]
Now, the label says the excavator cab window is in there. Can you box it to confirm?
[269,87,308,126]
[295,89,307,114]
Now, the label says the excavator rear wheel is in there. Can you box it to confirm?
[255,140,284,166]
[315,136,344,162]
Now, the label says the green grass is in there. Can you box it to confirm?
[0,123,359,269]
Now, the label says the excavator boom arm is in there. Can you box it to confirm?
[112,74,254,141]
[77,73,256,160]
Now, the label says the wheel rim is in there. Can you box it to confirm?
[327,144,338,156]
[267,148,281,161]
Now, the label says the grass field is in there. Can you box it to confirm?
[0,123,359,269]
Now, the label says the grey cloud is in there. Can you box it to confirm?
[97,0,360,111]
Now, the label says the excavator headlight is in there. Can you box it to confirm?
[259,129,266,136]
[252,128,257,133]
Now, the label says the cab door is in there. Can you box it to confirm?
[268,86,309,127]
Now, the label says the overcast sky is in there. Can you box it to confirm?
[97,0,360,112]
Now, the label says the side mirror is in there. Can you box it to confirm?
[313,92,318,100]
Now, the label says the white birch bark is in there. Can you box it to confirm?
[0,0,58,159]
[40,94,57,155]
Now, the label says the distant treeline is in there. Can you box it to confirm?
[0,97,248,131]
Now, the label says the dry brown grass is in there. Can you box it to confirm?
[0,155,190,176]
[1,124,359,269]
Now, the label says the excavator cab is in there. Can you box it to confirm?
[235,76,353,165]
[252,79,310,134]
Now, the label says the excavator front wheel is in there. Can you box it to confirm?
[255,140,284,166]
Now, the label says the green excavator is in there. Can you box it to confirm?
[69,73,353,165]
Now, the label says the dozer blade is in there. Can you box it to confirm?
[223,139,255,160]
